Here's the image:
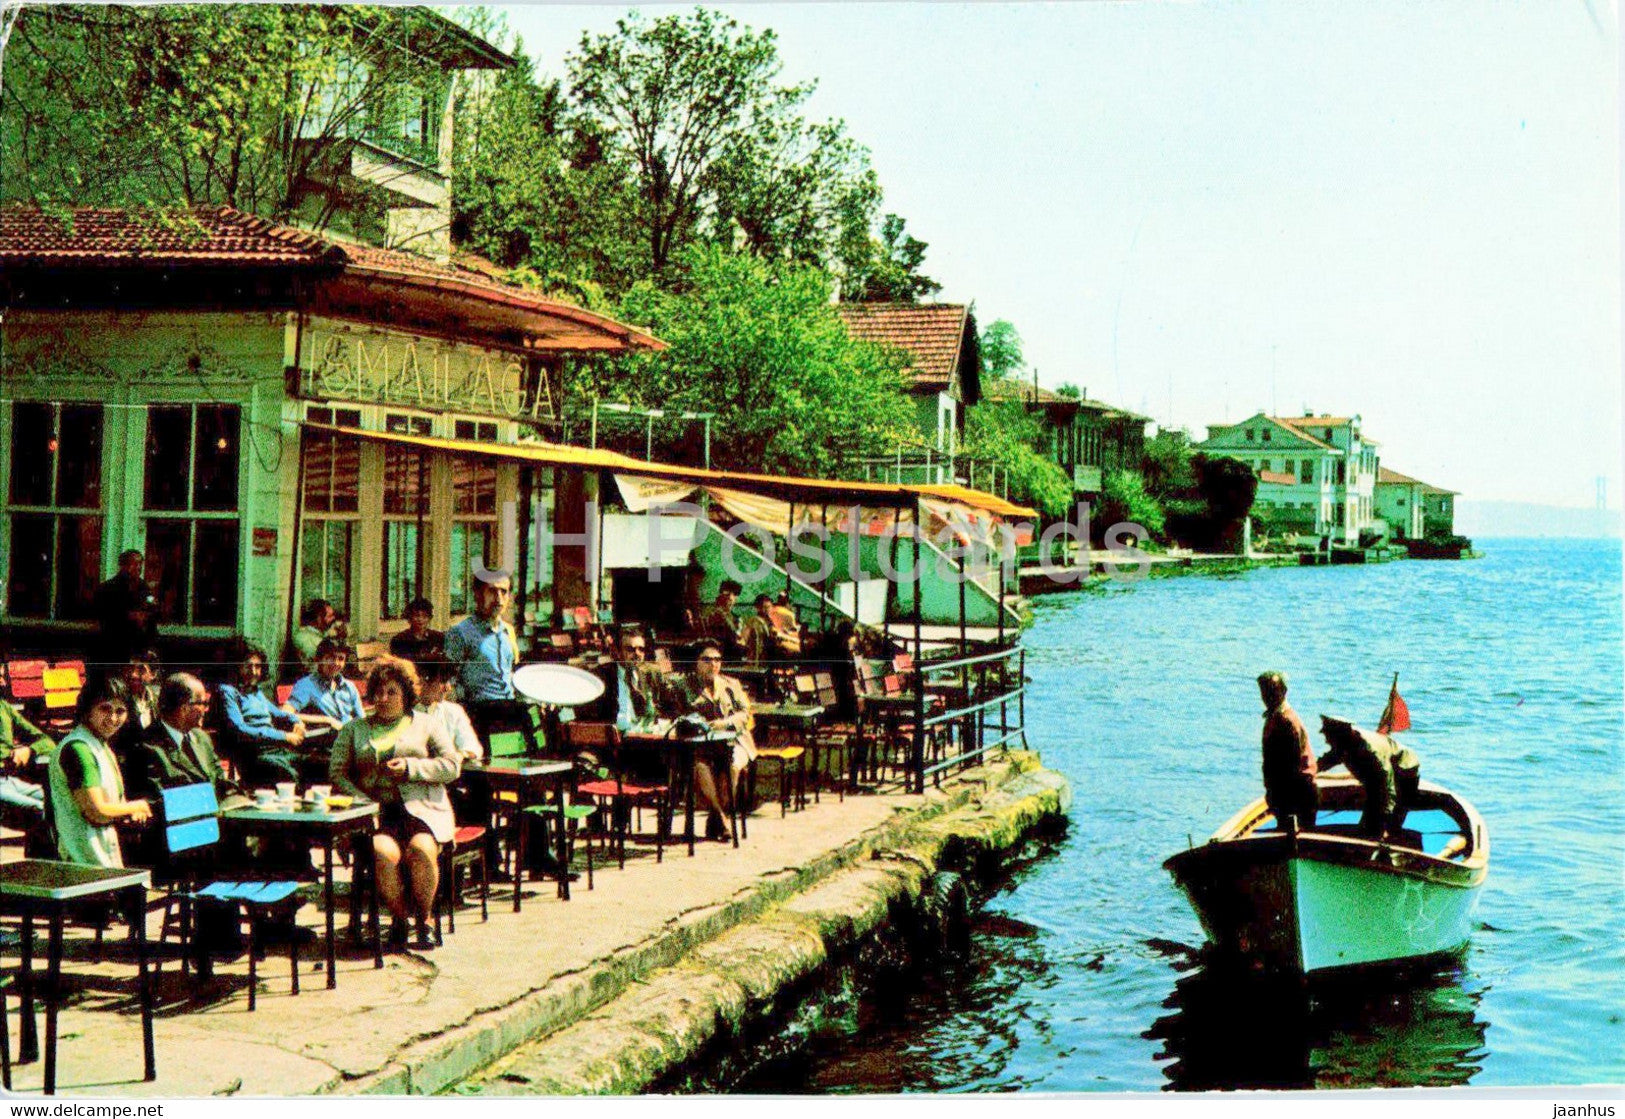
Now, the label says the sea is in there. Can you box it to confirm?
[749,537,1625,1091]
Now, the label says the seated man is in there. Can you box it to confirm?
[0,695,51,833]
[693,580,744,659]
[389,598,445,669]
[289,639,366,730]
[1317,715,1421,838]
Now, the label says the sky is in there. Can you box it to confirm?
[495,0,1620,508]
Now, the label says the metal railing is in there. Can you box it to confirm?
[861,643,1026,795]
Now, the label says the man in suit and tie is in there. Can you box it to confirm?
[586,628,669,731]
[125,674,233,806]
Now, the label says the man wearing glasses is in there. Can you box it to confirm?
[588,628,668,731]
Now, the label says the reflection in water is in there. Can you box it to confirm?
[1147,957,1490,1091]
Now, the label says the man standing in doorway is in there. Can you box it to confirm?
[445,569,536,753]
[94,550,158,667]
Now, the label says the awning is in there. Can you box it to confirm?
[312,424,921,508]
[310,424,1034,541]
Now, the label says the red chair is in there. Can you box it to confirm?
[274,684,295,707]
[4,660,46,702]
[434,824,490,941]
[565,722,670,868]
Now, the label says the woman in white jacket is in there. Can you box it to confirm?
[330,657,460,950]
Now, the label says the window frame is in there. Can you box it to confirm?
[3,401,107,623]
[140,402,244,630]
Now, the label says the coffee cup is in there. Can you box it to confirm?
[253,788,275,807]
[276,782,297,804]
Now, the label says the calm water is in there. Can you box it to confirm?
[766,538,1625,1091]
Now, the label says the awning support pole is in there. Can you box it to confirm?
[285,429,311,678]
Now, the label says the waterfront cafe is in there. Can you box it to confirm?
[1,206,1032,678]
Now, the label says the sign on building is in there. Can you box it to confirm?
[299,322,556,422]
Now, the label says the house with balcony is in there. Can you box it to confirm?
[286,8,513,262]
[836,303,982,484]
[979,379,1150,500]
[1198,412,1382,545]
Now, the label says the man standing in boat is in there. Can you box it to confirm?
[1258,671,1318,833]
[1316,716,1421,838]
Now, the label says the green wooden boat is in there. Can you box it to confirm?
[1164,777,1488,975]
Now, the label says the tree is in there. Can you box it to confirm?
[840,212,942,302]
[1098,468,1166,541]
[980,320,1025,381]
[452,41,640,298]
[2,5,450,227]
[1054,383,1082,400]
[570,9,797,280]
[586,244,915,476]
[962,401,1074,520]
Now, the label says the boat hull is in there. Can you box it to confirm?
[1168,838,1482,974]
[1166,781,1488,975]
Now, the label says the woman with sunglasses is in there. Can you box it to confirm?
[676,639,756,840]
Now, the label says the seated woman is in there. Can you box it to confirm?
[108,647,161,762]
[217,639,307,786]
[329,657,460,951]
[46,676,152,868]
[290,638,365,731]
[415,655,482,764]
[676,639,758,840]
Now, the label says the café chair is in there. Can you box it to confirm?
[155,782,306,1011]
[433,824,490,942]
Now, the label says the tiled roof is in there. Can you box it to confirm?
[1377,467,1424,486]
[1,205,663,349]
[981,378,1152,422]
[1205,413,1339,451]
[837,302,970,387]
[1277,415,1351,428]
[1258,470,1298,486]
[0,206,335,267]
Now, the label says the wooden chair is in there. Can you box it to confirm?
[563,722,669,869]
[434,824,489,941]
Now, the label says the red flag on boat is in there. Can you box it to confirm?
[1377,675,1411,735]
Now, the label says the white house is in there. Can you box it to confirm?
[1198,412,1382,545]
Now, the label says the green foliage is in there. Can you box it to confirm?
[2,5,447,222]
[979,320,1025,381]
[1141,429,1196,495]
[590,244,914,476]
[1135,429,1258,550]
[840,213,942,303]
[1098,468,1166,540]
[1054,382,1082,400]
[963,402,1074,520]
[567,8,875,282]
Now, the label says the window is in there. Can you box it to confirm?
[449,455,499,615]
[5,402,104,620]
[299,426,362,614]
[142,404,241,626]
[1261,429,1272,443]
[386,412,433,436]
[379,445,429,619]
[1244,429,1255,442]
[1300,460,1313,484]
[453,419,498,442]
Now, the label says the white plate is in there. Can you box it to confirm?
[512,662,606,708]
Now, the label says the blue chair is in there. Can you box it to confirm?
[156,783,306,1011]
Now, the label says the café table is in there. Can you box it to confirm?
[0,860,155,1094]
[458,759,575,907]
[220,801,380,987]
[751,702,826,805]
[621,723,741,855]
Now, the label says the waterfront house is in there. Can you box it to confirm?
[1198,412,1381,545]
[1375,467,1427,540]
[1422,481,1459,538]
[979,379,1150,502]
[835,303,982,485]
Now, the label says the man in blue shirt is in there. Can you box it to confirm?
[445,569,537,753]
[289,639,365,728]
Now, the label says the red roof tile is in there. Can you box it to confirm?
[1,205,663,350]
[837,302,970,388]
[0,206,333,267]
